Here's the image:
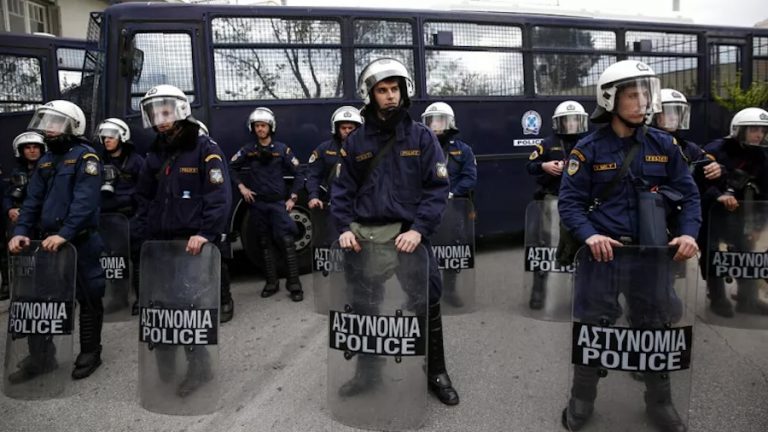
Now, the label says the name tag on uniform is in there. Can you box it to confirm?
[325,150,337,156]
[355,152,373,162]
[179,167,199,174]
[64,159,77,165]
[39,162,53,169]
[645,155,668,163]
[593,162,617,172]
[449,150,462,156]
[400,150,420,157]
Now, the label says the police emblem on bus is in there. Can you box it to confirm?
[521,110,542,135]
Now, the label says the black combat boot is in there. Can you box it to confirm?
[561,365,600,430]
[427,303,459,405]
[337,355,385,397]
[177,347,214,397]
[220,260,234,323]
[644,373,687,432]
[529,272,546,310]
[707,278,734,317]
[8,336,58,384]
[260,237,280,297]
[72,303,103,380]
[283,235,303,302]
[734,279,768,315]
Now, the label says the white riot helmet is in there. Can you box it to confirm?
[198,121,209,136]
[654,88,690,131]
[139,84,191,129]
[729,107,768,147]
[97,118,131,143]
[552,101,588,135]
[12,131,46,158]
[247,107,276,134]
[330,106,363,134]
[357,57,415,106]
[421,102,457,135]
[27,100,86,136]
[591,60,661,124]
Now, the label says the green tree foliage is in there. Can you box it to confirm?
[713,74,768,113]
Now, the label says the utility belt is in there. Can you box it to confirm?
[42,227,96,242]
[254,193,284,203]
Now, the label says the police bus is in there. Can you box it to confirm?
[75,2,768,270]
[0,32,88,171]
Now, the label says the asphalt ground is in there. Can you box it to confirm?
[0,243,766,432]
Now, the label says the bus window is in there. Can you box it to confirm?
[424,22,523,96]
[753,36,768,84]
[130,32,195,111]
[626,31,700,96]
[0,54,43,113]
[353,19,415,96]
[710,44,742,98]
[211,17,342,101]
[532,26,617,96]
[57,48,87,94]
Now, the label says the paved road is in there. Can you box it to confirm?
[0,244,766,432]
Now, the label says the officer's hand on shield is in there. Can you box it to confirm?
[41,235,66,252]
[585,234,622,262]
[285,194,297,212]
[668,234,698,261]
[186,235,208,256]
[308,198,323,209]
[717,194,739,211]
[238,183,256,204]
[395,229,422,254]
[8,235,30,253]
[8,208,20,223]
[339,231,361,252]
[703,162,722,180]
[542,160,563,176]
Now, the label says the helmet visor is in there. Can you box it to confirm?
[656,102,690,131]
[27,110,76,136]
[140,97,185,128]
[614,77,662,117]
[98,126,121,139]
[553,113,588,135]
[737,125,768,148]
[423,113,453,135]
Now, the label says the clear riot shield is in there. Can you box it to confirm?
[99,213,132,322]
[311,208,338,314]
[565,246,695,432]
[327,240,429,431]
[431,197,476,315]
[523,198,574,321]
[703,201,768,328]
[3,242,76,399]
[138,241,221,415]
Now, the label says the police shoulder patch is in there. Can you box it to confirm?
[529,150,540,160]
[570,149,586,162]
[308,151,318,164]
[566,159,580,176]
[291,157,300,166]
[209,168,224,184]
[230,150,242,162]
[84,160,99,176]
[436,162,448,179]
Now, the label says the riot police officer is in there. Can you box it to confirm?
[306,106,363,210]
[559,60,700,431]
[2,132,45,300]
[229,107,304,302]
[95,118,145,315]
[8,100,107,381]
[702,107,768,317]
[652,89,721,180]
[526,100,588,309]
[134,84,233,395]
[331,58,460,406]
[421,101,477,308]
